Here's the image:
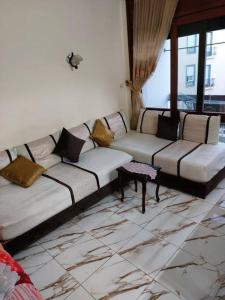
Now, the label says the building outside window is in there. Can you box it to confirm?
[206,32,213,56]
[205,64,212,87]
[187,34,197,54]
[186,65,196,87]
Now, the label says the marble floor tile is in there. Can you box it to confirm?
[30,259,79,300]
[136,280,182,300]
[65,285,94,300]
[215,274,225,299]
[216,192,225,209]
[75,209,115,232]
[181,225,225,272]
[87,194,123,213]
[118,228,178,278]
[88,213,142,252]
[55,237,114,284]
[204,187,225,206]
[83,254,152,300]
[38,221,94,257]
[156,248,223,300]
[14,243,53,276]
[116,198,163,226]
[201,205,225,239]
[144,209,197,248]
[164,193,213,223]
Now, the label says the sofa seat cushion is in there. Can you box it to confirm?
[153,140,225,182]
[46,163,99,203]
[0,176,72,241]
[110,131,172,164]
[64,147,132,188]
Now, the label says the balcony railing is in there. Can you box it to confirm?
[205,78,215,87]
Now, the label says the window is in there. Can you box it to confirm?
[142,39,170,108]
[177,17,225,116]
[187,35,197,54]
[186,65,196,87]
[205,65,211,87]
[206,32,213,56]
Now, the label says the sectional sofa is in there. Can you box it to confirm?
[1,109,225,253]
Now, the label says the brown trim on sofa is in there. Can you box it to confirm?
[62,161,100,190]
[83,122,97,148]
[117,112,128,133]
[151,141,177,165]
[6,150,12,163]
[42,173,75,204]
[177,143,203,177]
[3,179,119,255]
[49,134,57,145]
[205,116,212,144]
[140,109,147,133]
[103,117,111,130]
[181,112,189,139]
[24,144,35,162]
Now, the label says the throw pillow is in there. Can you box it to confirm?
[91,119,114,147]
[156,115,179,141]
[53,128,85,162]
[0,156,46,188]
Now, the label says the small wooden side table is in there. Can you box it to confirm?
[117,161,161,214]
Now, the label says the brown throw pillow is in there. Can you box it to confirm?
[0,156,46,188]
[91,119,114,147]
[156,115,179,141]
[53,128,85,162]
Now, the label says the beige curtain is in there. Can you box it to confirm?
[127,0,178,129]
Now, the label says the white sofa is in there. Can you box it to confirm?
[1,109,225,252]
[0,113,132,244]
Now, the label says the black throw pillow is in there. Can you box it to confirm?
[156,115,179,141]
[54,128,85,162]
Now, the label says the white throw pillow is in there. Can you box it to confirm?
[180,112,220,144]
[136,109,170,135]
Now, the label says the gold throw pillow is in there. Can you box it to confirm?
[91,119,114,147]
[0,156,46,188]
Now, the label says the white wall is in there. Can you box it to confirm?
[0,0,130,151]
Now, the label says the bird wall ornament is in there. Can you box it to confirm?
[67,52,83,70]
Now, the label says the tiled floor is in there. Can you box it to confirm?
[14,181,225,299]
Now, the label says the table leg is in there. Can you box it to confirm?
[134,180,138,192]
[118,172,124,202]
[142,182,146,214]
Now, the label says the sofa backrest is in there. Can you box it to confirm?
[16,131,61,169]
[137,109,171,135]
[180,112,220,144]
[0,148,17,187]
[68,120,97,153]
[101,111,129,140]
